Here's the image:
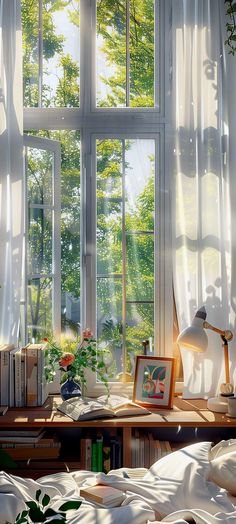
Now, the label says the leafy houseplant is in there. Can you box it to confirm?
[7,489,81,524]
[43,329,110,395]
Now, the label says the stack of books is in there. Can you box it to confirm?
[0,428,61,460]
[131,431,173,468]
[80,485,126,508]
[0,342,48,407]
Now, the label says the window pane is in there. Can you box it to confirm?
[28,208,52,275]
[130,0,154,107]
[27,147,53,205]
[22,0,80,107]
[22,1,39,105]
[27,278,52,341]
[126,234,154,301]
[126,302,154,374]
[96,0,155,108]
[96,0,126,107]
[97,277,123,381]
[125,139,155,231]
[97,139,122,275]
[27,130,80,337]
[96,138,155,381]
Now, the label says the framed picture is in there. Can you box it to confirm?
[133,356,176,409]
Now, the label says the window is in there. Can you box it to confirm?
[22,0,174,393]
[96,138,155,381]
[23,135,61,342]
[96,0,157,108]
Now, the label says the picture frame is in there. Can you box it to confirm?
[133,356,176,409]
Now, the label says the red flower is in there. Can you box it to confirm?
[59,352,75,368]
[43,337,49,342]
[83,328,93,338]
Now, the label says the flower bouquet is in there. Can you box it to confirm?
[43,329,109,396]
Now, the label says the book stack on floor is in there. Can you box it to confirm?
[0,342,48,408]
[0,428,61,460]
[131,430,173,468]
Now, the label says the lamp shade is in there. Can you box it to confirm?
[177,306,208,352]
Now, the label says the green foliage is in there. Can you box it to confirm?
[0,449,17,469]
[96,0,154,107]
[44,334,110,394]
[7,489,82,524]
[22,1,155,366]
[225,0,236,54]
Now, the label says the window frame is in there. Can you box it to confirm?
[23,134,61,344]
[22,0,173,395]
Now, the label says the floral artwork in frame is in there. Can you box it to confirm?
[133,356,176,409]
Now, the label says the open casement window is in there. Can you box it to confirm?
[23,135,61,344]
[22,0,177,395]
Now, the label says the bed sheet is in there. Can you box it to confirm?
[1,441,236,524]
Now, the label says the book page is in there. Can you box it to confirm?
[98,395,144,411]
[58,397,113,420]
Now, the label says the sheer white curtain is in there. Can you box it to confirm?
[172,0,235,398]
[0,0,23,344]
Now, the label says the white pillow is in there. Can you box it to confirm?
[209,439,236,460]
[208,451,236,495]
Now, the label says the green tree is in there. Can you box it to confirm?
[22,1,156,368]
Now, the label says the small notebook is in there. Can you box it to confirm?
[80,484,125,506]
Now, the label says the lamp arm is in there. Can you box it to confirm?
[204,321,233,386]
[203,321,233,341]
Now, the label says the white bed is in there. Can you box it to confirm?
[1,440,236,524]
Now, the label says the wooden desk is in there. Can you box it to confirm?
[1,396,235,451]
[1,396,235,473]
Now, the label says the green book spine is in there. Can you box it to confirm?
[96,438,103,472]
[91,442,97,472]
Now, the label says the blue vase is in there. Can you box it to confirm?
[60,376,82,400]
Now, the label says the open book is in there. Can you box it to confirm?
[57,395,151,421]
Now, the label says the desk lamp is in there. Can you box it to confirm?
[177,306,234,413]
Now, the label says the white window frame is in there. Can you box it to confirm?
[23,135,61,343]
[23,0,173,395]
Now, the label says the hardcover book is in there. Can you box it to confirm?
[57,394,151,421]
[79,485,125,507]
[0,344,15,405]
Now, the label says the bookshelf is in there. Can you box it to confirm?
[0,395,236,477]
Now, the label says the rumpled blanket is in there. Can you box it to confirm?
[1,441,236,524]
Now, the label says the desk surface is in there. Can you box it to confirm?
[0,396,235,428]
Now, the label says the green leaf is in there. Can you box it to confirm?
[35,489,41,502]
[26,501,38,510]
[42,493,50,507]
[0,449,17,468]
[58,500,82,511]
[15,517,28,524]
[227,3,236,13]
[28,507,45,522]
[44,508,60,518]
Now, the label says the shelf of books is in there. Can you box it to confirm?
[1,390,236,477]
[0,424,182,479]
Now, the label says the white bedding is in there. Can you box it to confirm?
[1,441,236,524]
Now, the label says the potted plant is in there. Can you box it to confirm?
[43,329,110,399]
